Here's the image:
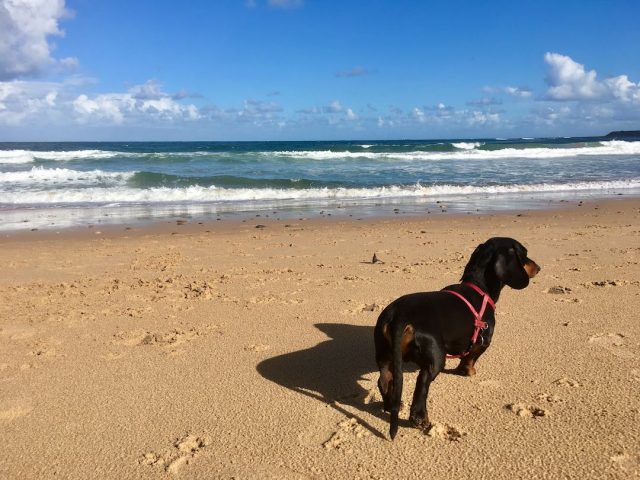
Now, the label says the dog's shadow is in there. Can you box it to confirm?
[257,323,392,438]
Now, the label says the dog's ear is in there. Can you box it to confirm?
[495,246,530,289]
[461,242,496,281]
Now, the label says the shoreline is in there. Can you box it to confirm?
[1,194,637,242]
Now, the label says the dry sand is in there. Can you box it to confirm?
[1,199,639,479]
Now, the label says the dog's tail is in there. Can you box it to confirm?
[389,320,405,440]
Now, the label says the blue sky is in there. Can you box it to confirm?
[1,0,640,140]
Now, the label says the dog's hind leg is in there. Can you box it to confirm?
[409,334,446,429]
[375,321,395,412]
[377,362,393,412]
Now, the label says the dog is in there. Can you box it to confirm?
[374,237,540,439]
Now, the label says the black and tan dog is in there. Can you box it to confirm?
[374,237,540,439]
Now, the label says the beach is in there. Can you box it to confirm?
[1,198,639,479]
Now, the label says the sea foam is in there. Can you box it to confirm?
[2,179,638,205]
[0,167,133,185]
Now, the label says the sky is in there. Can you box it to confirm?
[1,0,640,141]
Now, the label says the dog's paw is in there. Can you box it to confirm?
[453,364,476,377]
[409,413,429,430]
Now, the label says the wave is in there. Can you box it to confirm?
[270,140,640,161]
[0,167,337,190]
[2,140,639,164]
[0,167,133,185]
[2,179,638,205]
[0,150,37,164]
[0,149,124,163]
[452,142,484,150]
[127,171,332,189]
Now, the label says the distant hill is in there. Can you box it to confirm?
[605,130,640,140]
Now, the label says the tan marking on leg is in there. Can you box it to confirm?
[379,368,393,395]
[400,324,415,356]
[455,344,484,376]
[382,323,391,343]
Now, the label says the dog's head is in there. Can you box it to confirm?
[462,237,540,289]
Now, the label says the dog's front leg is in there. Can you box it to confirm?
[454,344,488,376]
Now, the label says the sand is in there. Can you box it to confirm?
[1,199,639,479]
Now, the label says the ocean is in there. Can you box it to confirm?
[1,137,639,231]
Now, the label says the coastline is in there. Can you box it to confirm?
[1,197,639,478]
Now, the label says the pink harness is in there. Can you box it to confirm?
[443,282,495,358]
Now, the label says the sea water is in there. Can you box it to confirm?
[1,137,639,230]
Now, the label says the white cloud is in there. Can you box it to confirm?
[73,93,129,124]
[544,52,605,100]
[604,75,640,102]
[467,110,500,126]
[58,56,79,69]
[504,86,532,98]
[324,100,343,113]
[0,80,61,124]
[411,107,425,123]
[544,52,640,103]
[483,85,532,98]
[72,83,201,124]
[345,108,357,120]
[0,0,70,80]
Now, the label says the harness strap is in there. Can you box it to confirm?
[443,283,494,358]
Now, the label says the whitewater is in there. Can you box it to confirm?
[1,137,639,230]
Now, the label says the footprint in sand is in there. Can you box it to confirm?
[545,286,572,294]
[344,303,384,315]
[588,333,635,359]
[114,324,220,353]
[27,339,63,359]
[0,405,32,421]
[244,343,270,352]
[323,418,370,450]
[425,422,466,441]
[537,393,564,404]
[140,433,211,476]
[610,452,640,476]
[553,377,582,388]
[582,280,631,288]
[505,403,549,418]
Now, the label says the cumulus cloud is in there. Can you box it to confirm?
[378,101,501,131]
[0,80,63,125]
[544,53,605,100]
[505,86,532,98]
[345,108,358,120]
[544,52,640,103]
[232,99,284,125]
[73,83,201,124]
[323,100,344,113]
[0,0,71,80]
